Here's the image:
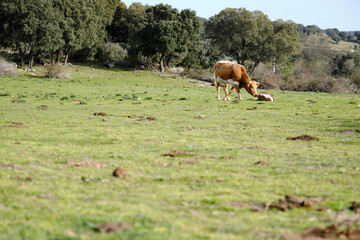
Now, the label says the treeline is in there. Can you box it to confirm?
[0,0,359,92]
[0,0,300,73]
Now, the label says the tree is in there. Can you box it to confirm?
[326,28,341,43]
[107,2,129,43]
[176,9,201,68]
[355,31,360,42]
[54,0,118,64]
[304,25,323,35]
[137,4,200,72]
[205,8,300,75]
[339,31,348,41]
[0,0,64,69]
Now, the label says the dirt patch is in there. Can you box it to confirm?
[67,161,108,168]
[137,116,157,121]
[336,210,360,226]
[338,129,360,135]
[221,156,234,160]
[284,225,360,240]
[227,202,266,212]
[94,222,132,233]
[179,160,199,165]
[7,122,28,128]
[37,105,48,109]
[255,161,271,166]
[163,150,195,157]
[0,163,22,169]
[267,195,323,211]
[350,201,360,213]
[94,112,107,116]
[11,99,25,104]
[287,135,319,141]
[113,167,126,178]
[242,146,270,150]
[228,195,323,212]
[246,107,258,111]
[194,115,210,119]
[16,176,32,182]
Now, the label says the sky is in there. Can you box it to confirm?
[121,0,360,31]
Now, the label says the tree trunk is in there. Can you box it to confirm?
[249,60,261,77]
[64,48,71,65]
[18,47,26,67]
[56,50,63,64]
[160,56,165,73]
[28,50,34,70]
[51,51,55,65]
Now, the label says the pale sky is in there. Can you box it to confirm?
[121,0,360,31]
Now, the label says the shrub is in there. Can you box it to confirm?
[45,65,70,79]
[350,68,360,88]
[95,43,128,62]
[253,63,283,90]
[0,58,17,77]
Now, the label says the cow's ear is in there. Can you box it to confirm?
[256,82,260,87]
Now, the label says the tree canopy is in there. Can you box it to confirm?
[205,8,300,75]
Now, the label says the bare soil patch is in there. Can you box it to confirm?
[255,161,271,166]
[67,161,108,168]
[16,176,32,182]
[0,163,17,169]
[267,195,323,211]
[284,224,360,240]
[137,116,157,121]
[37,105,48,109]
[338,129,360,135]
[179,160,199,165]
[194,115,210,119]
[94,222,132,233]
[287,135,319,141]
[112,167,127,178]
[7,122,28,128]
[163,150,195,157]
[94,112,107,116]
[227,195,323,212]
[242,146,270,150]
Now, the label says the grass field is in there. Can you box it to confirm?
[0,64,359,240]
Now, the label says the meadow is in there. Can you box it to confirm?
[0,64,359,240]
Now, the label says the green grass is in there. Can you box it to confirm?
[0,64,359,240]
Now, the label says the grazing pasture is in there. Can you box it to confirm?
[0,64,359,240]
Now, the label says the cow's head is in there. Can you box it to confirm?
[244,81,260,97]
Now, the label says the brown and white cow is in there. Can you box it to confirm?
[213,61,260,101]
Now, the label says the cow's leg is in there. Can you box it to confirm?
[224,86,235,101]
[235,85,243,101]
[216,82,221,101]
[223,84,230,100]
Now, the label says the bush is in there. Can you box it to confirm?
[350,68,360,87]
[95,43,128,62]
[253,63,283,90]
[45,65,70,79]
[0,58,17,77]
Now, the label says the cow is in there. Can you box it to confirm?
[213,61,260,101]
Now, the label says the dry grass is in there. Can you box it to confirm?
[45,64,70,79]
[0,58,17,77]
